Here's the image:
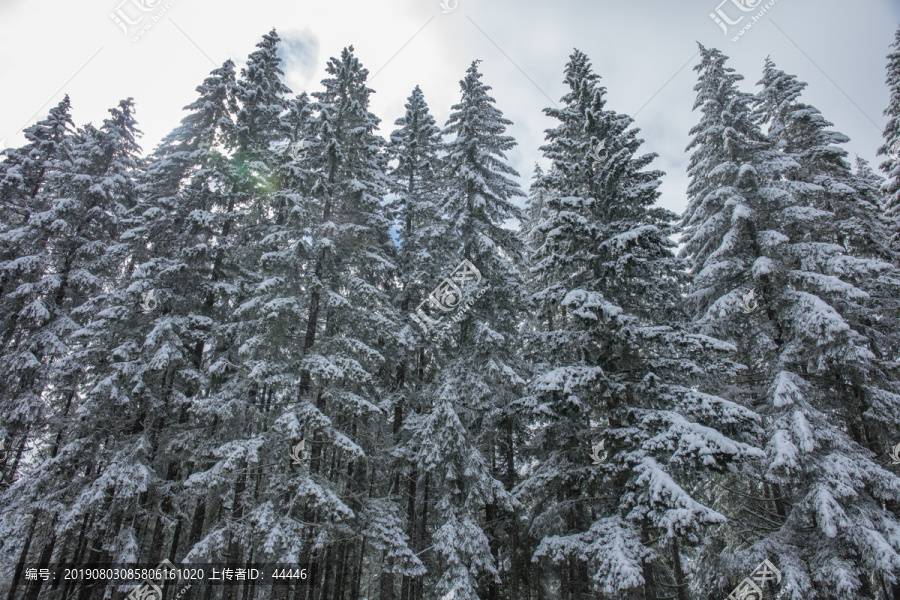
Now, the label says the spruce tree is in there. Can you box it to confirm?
[0,97,76,486]
[386,84,449,599]
[0,99,142,596]
[402,60,527,600]
[880,25,900,244]
[522,48,758,600]
[684,47,900,599]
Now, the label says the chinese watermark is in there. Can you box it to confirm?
[740,289,759,315]
[438,0,458,13]
[410,259,489,341]
[141,290,158,314]
[290,439,310,465]
[727,558,782,600]
[890,442,900,465]
[289,140,309,164]
[109,0,183,42]
[126,559,191,600]
[590,140,607,167]
[708,0,782,42]
[589,440,607,465]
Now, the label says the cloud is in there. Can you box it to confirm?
[278,29,320,91]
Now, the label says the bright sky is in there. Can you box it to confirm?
[1,0,897,216]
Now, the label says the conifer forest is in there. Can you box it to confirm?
[2,16,900,600]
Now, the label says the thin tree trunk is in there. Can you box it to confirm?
[416,472,430,600]
[6,518,36,600]
[0,425,30,488]
[321,546,334,600]
[25,514,58,600]
[298,165,335,396]
[400,467,417,600]
[149,461,179,565]
[672,538,688,600]
[351,536,366,600]
[223,466,247,600]
[49,391,76,459]
[62,515,92,599]
[187,497,207,548]
[641,524,658,600]
[378,551,394,600]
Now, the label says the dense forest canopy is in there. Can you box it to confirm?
[1,25,900,600]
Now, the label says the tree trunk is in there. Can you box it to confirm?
[187,497,207,549]
[149,461,179,565]
[400,467,418,600]
[62,515,92,599]
[672,538,688,600]
[642,559,658,600]
[24,515,58,600]
[5,518,36,600]
[379,552,394,600]
[351,537,366,600]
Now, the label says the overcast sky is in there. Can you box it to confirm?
[1,0,898,216]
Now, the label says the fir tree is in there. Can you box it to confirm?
[684,47,900,600]
[523,48,758,599]
[0,97,75,487]
[385,84,450,598]
[0,99,143,596]
[880,25,900,243]
[403,60,527,600]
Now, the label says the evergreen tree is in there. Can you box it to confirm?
[522,48,758,600]
[880,25,900,243]
[0,99,142,597]
[386,84,450,600]
[684,47,900,600]
[403,60,527,600]
[0,97,75,487]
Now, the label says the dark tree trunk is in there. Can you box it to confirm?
[222,467,247,600]
[6,518,36,600]
[149,461,179,565]
[24,514,58,600]
[642,550,658,600]
[415,471,430,600]
[400,467,418,600]
[486,499,499,600]
[0,425,30,488]
[62,515,92,599]
[350,536,365,600]
[672,538,688,600]
[379,552,394,600]
[321,546,335,600]
[187,497,207,549]
[49,391,76,459]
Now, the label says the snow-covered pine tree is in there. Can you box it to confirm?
[400,60,527,600]
[522,163,548,254]
[0,96,75,487]
[303,46,426,598]
[0,96,74,232]
[209,44,424,599]
[855,156,887,208]
[880,25,900,246]
[521,48,760,600]
[389,85,450,316]
[174,30,297,577]
[0,99,142,598]
[684,47,900,599]
[89,59,243,575]
[386,84,450,600]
